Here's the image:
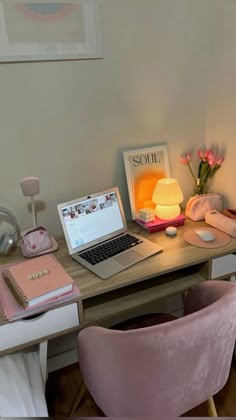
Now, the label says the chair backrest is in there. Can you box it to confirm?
[78,280,236,416]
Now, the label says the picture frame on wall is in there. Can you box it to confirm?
[0,0,102,62]
[123,144,170,220]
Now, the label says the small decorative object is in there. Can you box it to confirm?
[180,147,224,195]
[123,144,170,220]
[152,178,183,220]
[165,226,177,236]
[138,208,156,223]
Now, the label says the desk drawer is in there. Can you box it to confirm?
[0,303,79,352]
[210,254,236,279]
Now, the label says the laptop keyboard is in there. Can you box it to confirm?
[79,233,143,265]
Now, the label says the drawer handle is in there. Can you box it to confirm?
[22,312,45,322]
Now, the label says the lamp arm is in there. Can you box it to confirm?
[31,196,37,227]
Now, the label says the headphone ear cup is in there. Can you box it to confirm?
[0,233,14,256]
[0,207,20,246]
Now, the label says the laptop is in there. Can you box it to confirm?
[57,187,162,279]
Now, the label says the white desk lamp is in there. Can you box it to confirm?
[20,176,40,227]
[20,176,58,255]
[152,178,183,220]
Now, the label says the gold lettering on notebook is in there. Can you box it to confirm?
[27,269,50,280]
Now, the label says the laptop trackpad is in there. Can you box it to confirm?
[114,251,142,266]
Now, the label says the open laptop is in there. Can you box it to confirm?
[57,187,162,279]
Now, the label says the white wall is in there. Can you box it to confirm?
[206,0,236,208]
[0,0,217,237]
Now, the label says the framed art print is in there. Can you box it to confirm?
[123,145,170,220]
[0,0,102,62]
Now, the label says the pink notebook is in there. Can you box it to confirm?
[0,260,80,322]
[2,254,75,308]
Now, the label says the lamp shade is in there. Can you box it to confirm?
[152,178,183,220]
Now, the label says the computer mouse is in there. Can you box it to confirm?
[194,229,215,242]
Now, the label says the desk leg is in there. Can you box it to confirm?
[229,275,236,283]
[78,299,84,323]
[39,340,48,388]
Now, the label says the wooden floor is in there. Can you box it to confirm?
[46,358,236,417]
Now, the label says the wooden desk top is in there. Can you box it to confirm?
[1,219,236,308]
[1,217,235,354]
[0,220,236,336]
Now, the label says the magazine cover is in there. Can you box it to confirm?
[123,145,170,220]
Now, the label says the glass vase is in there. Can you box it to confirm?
[194,185,207,195]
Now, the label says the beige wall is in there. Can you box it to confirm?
[206,0,236,208]
[0,0,218,237]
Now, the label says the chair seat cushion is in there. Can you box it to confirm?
[111,312,177,331]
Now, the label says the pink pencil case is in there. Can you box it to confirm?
[205,210,236,237]
[185,193,223,221]
[20,226,58,257]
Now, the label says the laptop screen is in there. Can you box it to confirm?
[57,188,127,255]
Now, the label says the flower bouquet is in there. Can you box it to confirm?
[180,148,224,195]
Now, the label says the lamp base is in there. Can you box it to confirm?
[136,214,185,233]
[155,204,181,220]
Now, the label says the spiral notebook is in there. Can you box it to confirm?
[2,254,74,308]
[0,272,80,322]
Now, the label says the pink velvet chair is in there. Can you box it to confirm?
[78,280,236,417]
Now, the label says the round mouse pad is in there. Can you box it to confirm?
[183,227,231,248]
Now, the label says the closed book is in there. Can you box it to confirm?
[136,214,186,233]
[0,270,80,322]
[2,254,74,308]
[0,262,80,322]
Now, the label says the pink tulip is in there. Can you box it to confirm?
[215,155,224,166]
[197,149,205,160]
[205,149,214,162]
[180,153,191,164]
[197,148,214,162]
[208,154,218,167]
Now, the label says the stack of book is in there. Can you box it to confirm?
[136,214,186,233]
[0,254,80,322]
